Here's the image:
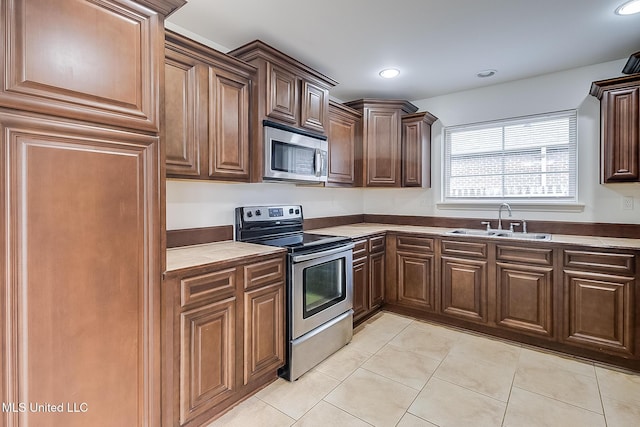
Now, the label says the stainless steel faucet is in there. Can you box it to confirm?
[498,203,512,230]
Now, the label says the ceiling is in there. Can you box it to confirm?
[167,0,640,102]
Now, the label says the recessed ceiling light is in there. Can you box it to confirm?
[616,0,640,15]
[379,68,400,79]
[476,69,497,78]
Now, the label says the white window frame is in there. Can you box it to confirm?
[440,110,581,210]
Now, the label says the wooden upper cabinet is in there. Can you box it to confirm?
[401,112,437,188]
[0,0,182,132]
[344,99,418,187]
[229,41,337,181]
[301,80,329,134]
[327,101,362,186]
[164,31,254,181]
[266,63,299,125]
[590,75,640,183]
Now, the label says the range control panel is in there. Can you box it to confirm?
[240,205,302,222]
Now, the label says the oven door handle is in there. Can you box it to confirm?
[291,243,354,263]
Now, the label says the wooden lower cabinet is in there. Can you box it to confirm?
[495,245,554,338]
[243,282,285,385]
[561,248,637,357]
[352,255,370,321]
[441,256,488,323]
[180,297,237,424]
[563,271,635,356]
[392,234,436,312]
[496,263,554,337]
[352,235,385,323]
[384,234,640,370]
[163,253,285,427]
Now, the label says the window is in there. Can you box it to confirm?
[443,110,577,203]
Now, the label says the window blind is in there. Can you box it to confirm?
[443,110,577,202]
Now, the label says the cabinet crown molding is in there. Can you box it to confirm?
[136,0,186,16]
[344,98,419,115]
[589,74,640,99]
[229,40,338,87]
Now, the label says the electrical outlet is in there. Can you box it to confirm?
[623,196,634,210]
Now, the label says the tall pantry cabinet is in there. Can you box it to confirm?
[0,1,185,426]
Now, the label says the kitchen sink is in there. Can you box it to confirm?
[447,228,498,236]
[447,228,551,241]
[492,231,552,240]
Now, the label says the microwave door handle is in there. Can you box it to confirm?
[314,148,322,177]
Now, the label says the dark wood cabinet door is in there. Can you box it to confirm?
[0,0,161,131]
[401,112,436,188]
[207,68,251,180]
[243,282,285,385]
[402,119,423,187]
[441,257,488,323]
[266,63,299,125]
[0,112,161,427]
[563,271,635,356]
[370,251,385,309]
[352,257,370,322]
[396,252,436,312]
[496,263,554,338]
[164,51,207,178]
[300,80,329,133]
[601,87,640,182]
[328,102,359,185]
[180,297,237,425]
[365,108,401,186]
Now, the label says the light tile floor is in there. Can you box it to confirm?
[208,312,640,427]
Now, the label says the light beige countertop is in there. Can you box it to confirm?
[166,241,285,273]
[166,223,640,273]
[309,223,640,250]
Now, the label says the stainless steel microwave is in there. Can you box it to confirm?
[263,121,328,183]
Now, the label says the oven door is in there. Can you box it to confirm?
[290,244,354,340]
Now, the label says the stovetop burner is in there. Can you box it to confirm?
[235,205,351,253]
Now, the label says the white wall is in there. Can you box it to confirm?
[166,181,363,230]
[365,59,640,225]
[166,58,640,230]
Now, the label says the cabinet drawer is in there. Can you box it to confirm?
[243,257,285,290]
[353,239,368,260]
[441,240,488,258]
[396,235,434,253]
[497,245,553,266]
[180,268,236,308]
[564,250,635,275]
[369,235,386,253]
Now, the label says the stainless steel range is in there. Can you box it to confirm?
[235,205,354,381]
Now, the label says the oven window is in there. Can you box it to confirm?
[302,258,346,318]
[271,140,316,175]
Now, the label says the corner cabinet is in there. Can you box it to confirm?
[228,41,337,182]
[344,99,418,187]
[590,75,640,183]
[162,253,285,427]
[164,31,255,181]
[0,1,185,427]
[327,101,362,186]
